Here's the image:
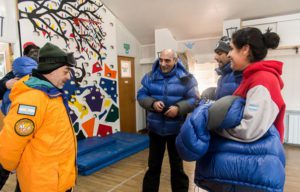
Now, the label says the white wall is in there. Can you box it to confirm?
[178,37,219,58]
[223,19,241,38]
[140,44,155,64]
[267,50,300,111]
[155,28,178,56]
[243,13,300,47]
[116,19,141,58]
[0,0,18,43]
[0,0,20,57]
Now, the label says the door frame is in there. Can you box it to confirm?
[117,56,136,133]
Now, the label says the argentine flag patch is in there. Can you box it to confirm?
[248,104,259,111]
[17,104,37,116]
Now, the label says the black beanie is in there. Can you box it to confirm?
[214,36,231,54]
[38,42,76,74]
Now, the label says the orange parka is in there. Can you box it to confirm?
[0,75,77,192]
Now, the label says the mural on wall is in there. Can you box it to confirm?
[18,0,119,139]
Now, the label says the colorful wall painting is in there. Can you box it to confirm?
[18,0,120,139]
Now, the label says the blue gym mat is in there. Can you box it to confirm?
[77,132,149,175]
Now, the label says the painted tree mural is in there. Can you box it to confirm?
[19,0,107,64]
[18,0,119,139]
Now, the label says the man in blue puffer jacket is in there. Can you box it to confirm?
[213,36,242,99]
[176,96,285,192]
[137,49,199,192]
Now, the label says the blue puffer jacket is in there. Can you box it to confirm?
[137,59,199,136]
[215,63,242,99]
[176,97,285,192]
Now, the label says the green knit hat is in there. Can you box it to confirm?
[38,42,76,74]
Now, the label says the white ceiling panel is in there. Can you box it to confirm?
[102,0,300,44]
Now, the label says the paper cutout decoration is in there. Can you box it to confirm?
[69,96,89,119]
[64,80,93,99]
[99,78,118,103]
[73,122,79,133]
[97,124,112,137]
[103,99,111,108]
[104,64,117,79]
[82,117,95,137]
[76,130,86,140]
[69,110,78,122]
[85,87,103,112]
[98,109,107,120]
[92,61,103,73]
[63,69,93,99]
[105,104,119,122]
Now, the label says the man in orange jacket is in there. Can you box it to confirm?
[0,42,77,192]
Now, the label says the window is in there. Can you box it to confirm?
[0,52,6,79]
[190,62,218,94]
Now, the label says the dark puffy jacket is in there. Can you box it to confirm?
[176,97,285,192]
[137,59,199,136]
[0,71,14,100]
[215,63,242,99]
[1,57,37,115]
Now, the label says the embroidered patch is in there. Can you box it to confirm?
[14,118,35,136]
[17,104,36,116]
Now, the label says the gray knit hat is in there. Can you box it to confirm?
[38,42,76,74]
[214,36,231,53]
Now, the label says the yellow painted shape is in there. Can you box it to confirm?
[28,6,33,13]
[69,96,89,119]
[104,99,111,108]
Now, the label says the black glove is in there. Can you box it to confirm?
[201,87,216,101]
[0,164,10,190]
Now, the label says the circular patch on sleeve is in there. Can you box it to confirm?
[14,118,35,136]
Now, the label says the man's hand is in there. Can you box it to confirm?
[164,105,179,118]
[5,78,19,89]
[153,101,165,112]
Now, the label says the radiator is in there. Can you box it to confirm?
[286,113,300,145]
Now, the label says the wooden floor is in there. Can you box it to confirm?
[2,145,300,192]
